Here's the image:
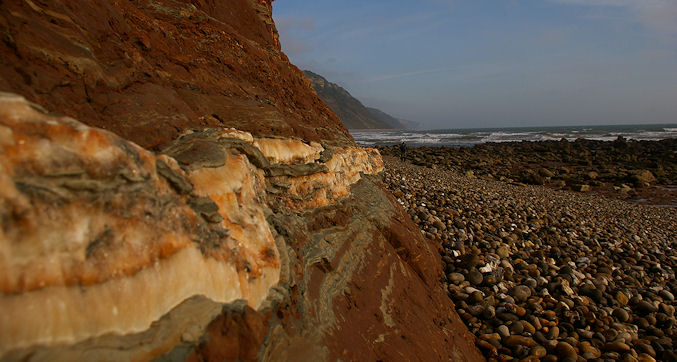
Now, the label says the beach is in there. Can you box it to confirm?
[380,150,676,361]
[379,137,677,207]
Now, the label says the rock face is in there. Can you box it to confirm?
[0,0,351,150]
[0,93,280,357]
[304,70,405,129]
[0,1,482,361]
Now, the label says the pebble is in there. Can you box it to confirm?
[476,339,497,355]
[580,341,601,358]
[616,291,630,306]
[522,320,536,335]
[380,155,677,362]
[659,289,674,302]
[468,270,483,286]
[448,272,465,284]
[481,305,496,319]
[636,342,656,357]
[503,335,537,347]
[637,354,656,362]
[555,341,577,359]
[497,246,510,258]
[509,321,524,335]
[604,341,631,353]
[469,291,483,303]
[497,325,510,338]
[530,345,547,358]
[527,315,541,330]
[634,301,658,315]
[543,310,557,321]
[613,307,630,322]
[510,285,531,303]
[533,331,547,344]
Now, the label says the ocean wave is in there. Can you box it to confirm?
[480,131,539,143]
[584,136,622,142]
[489,131,537,137]
[626,131,676,141]
[533,134,563,141]
[435,133,465,138]
[350,126,677,147]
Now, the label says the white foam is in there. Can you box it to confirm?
[351,126,677,147]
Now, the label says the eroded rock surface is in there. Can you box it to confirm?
[0,0,483,361]
[0,93,279,357]
[0,0,351,149]
[258,176,481,362]
[0,92,481,361]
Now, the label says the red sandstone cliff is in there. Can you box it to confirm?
[0,1,482,361]
[0,0,350,149]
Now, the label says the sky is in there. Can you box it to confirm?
[273,0,677,129]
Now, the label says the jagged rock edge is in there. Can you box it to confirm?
[0,93,383,358]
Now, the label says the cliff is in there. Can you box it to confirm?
[0,0,351,149]
[367,107,423,130]
[304,70,405,130]
[0,1,482,361]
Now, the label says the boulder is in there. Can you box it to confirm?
[631,170,657,185]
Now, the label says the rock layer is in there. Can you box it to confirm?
[0,0,483,361]
[0,93,480,361]
[0,0,351,149]
[259,176,481,361]
[0,93,280,355]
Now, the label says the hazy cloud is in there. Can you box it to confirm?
[550,0,677,33]
[363,66,455,82]
[638,1,677,33]
[538,26,577,46]
[276,16,315,32]
[276,16,316,56]
[363,62,514,84]
[302,62,360,85]
[273,1,677,128]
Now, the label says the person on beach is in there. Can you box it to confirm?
[399,141,407,161]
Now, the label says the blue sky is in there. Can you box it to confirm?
[273,0,677,129]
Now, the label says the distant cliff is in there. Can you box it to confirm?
[304,70,410,129]
[367,106,423,130]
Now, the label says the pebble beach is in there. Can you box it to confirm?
[380,153,677,362]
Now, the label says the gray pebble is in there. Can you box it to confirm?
[511,285,531,303]
[468,270,484,286]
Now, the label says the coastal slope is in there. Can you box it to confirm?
[0,1,482,361]
[0,0,351,149]
[304,70,406,129]
[367,106,422,130]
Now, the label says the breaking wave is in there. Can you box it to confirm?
[351,124,677,147]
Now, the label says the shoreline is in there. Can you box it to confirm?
[380,155,677,361]
[348,128,404,132]
[377,138,677,207]
[351,124,677,147]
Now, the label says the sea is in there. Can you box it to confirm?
[350,124,677,148]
